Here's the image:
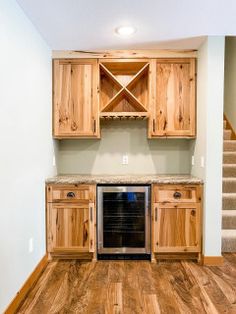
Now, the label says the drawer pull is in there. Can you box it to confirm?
[173,191,182,199]
[153,119,156,133]
[93,119,96,133]
[155,207,158,222]
[67,192,75,198]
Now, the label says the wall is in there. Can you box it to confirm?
[224,37,236,129]
[191,36,225,257]
[0,1,56,311]
[58,120,192,174]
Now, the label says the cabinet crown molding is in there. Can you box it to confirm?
[52,49,198,59]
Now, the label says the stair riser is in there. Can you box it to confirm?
[224,130,232,140]
[223,166,236,177]
[223,180,236,192]
[222,216,236,229]
[224,142,236,151]
[223,197,236,210]
[223,154,236,164]
[222,237,236,252]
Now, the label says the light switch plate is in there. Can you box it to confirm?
[191,156,195,166]
[122,154,128,165]
[201,156,205,168]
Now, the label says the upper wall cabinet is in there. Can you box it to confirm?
[53,59,99,138]
[52,55,196,139]
[149,58,196,138]
[99,59,150,119]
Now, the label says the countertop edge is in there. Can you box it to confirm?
[45,175,203,185]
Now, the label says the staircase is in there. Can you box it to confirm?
[222,118,236,252]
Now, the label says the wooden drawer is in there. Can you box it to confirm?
[47,184,95,203]
[153,184,202,203]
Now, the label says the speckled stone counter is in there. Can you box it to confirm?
[46,174,203,185]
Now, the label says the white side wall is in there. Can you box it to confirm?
[191,36,225,257]
[0,1,55,311]
[224,37,236,129]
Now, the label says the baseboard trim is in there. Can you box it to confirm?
[202,255,224,266]
[4,254,48,314]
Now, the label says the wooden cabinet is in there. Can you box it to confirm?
[52,55,196,139]
[99,59,150,119]
[152,184,202,261]
[53,59,99,138]
[46,184,96,259]
[149,58,196,138]
[153,203,200,253]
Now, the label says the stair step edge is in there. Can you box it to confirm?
[222,210,236,216]
[223,164,236,167]
[222,229,236,236]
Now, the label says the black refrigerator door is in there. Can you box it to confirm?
[103,191,145,248]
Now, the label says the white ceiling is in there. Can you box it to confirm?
[16,0,236,50]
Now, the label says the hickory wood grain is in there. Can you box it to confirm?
[150,58,196,138]
[53,59,99,138]
[99,60,149,114]
[53,57,196,137]
[17,254,236,314]
[52,49,197,59]
[152,184,202,261]
[46,184,96,259]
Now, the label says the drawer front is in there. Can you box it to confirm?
[153,184,201,203]
[47,184,95,203]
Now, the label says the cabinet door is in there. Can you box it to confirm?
[53,59,99,138]
[153,203,200,253]
[47,202,95,253]
[151,58,196,137]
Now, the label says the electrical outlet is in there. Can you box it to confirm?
[201,156,205,168]
[191,156,195,166]
[53,155,56,167]
[29,238,34,253]
[122,154,128,165]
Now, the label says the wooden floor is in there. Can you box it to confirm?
[17,254,236,314]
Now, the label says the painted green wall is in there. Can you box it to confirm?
[58,120,192,175]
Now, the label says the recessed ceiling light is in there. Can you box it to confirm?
[115,26,136,37]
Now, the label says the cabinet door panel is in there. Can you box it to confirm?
[151,58,195,137]
[48,203,90,252]
[53,59,98,138]
[153,204,200,253]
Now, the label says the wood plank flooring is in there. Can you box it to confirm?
[17,254,236,314]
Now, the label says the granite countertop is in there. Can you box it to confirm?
[46,174,203,185]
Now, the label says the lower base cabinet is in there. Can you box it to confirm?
[152,184,202,262]
[46,182,202,262]
[153,203,200,252]
[46,184,96,259]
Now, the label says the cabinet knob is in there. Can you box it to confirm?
[191,210,196,216]
[67,192,75,198]
[173,191,182,199]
